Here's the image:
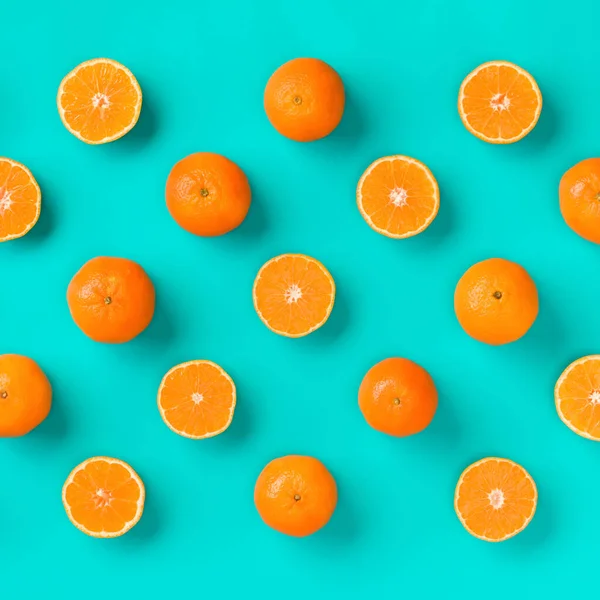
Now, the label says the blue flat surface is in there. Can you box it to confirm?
[2,0,600,596]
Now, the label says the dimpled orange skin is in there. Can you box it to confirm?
[0,354,52,437]
[166,153,251,237]
[359,358,438,437]
[264,58,345,142]
[67,257,155,343]
[559,158,600,244]
[454,258,538,345]
[254,455,338,537]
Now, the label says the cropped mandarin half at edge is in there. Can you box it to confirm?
[57,58,142,144]
[253,253,335,338]
[555,355,600,441]
[358,357,437,437]
[559,158,600,244]
[67,256,155,343]
[458,61,542,144]
[62,457,145,538]
[264,57,345,142]
[454,258,538,345]
[356,155,439,238]
[454,457,537,542]
[0,158,41,242]
[166,152,251,237]
[254,455,337,537]
[157,360,236,439]
[0,354,52,437]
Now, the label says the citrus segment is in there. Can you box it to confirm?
[57,58,142,144]
[455,457,537,542]
[158,360,236,439]
[0,158,41,242]
[555,355,600,440]
[253,254,335,338]
[62,457,145,538]
[357,155,439,238]
[458,61,542,144]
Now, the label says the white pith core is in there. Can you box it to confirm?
[389,187,408,207]
[95,488,112,508]
[0,190,12,213]
[490,93,510,111]
[590,390,600,405]
[92,93,110,110]
[285,284,302,304]
[192,392,204,405]
[488,488,504,510]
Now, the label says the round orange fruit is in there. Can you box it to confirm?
[254,455,337,537]
[264,58,345,142]
[0,158,41,242]
[357,155,439,238]
[166,152,251,237]
[359,357,437,436]
[253,253,335,337]
[57,58,142,144]
[67,256,155,343]
[555,355,600,440]
[62,456,145,538]
[0,354,52,437]
[158,360,236,439]
[455,457,537,542]
[454,258,538,345]
[458,61,542,144]
[559,158,600,244]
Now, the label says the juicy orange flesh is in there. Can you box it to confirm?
[254,256,334,336]
[359,159,437,235]
[557,359,600,438]
[60,62,140,142]
[159,362,234,437]
[456,459,536,540]
[0,161,39,239]
[461,64,539,141]
[64,460,142,534]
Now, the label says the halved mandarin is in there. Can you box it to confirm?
[158,360,236,439]
[57,58,142,144]
[455,457,537,542]
[458,61,542,144]
[555,355,600,440]
[62,457,145,538]
[356,155,439,238]
[0,158,41,242]
[253,253,335,338]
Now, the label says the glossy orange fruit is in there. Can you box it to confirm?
[62,457,145,538]
[254,455,337,537]
[264,58,345,142]
[0,158,41,242]
[158,360,236,439]
[458,61,542,144]
[359,357,437,436]
[67,256,155,343]
[357,155,439,238]
[559,158,600,244]
[166,152,251,237]
[57,58,142,144]
[0,354,51,437]
[455,457,537,542]
[454,258,538,345]
[253,253,335,338]
[555,355,600,440]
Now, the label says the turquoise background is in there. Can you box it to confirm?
[2,0,600,596]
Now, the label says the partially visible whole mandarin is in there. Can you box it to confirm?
[264,58,345,142]
[559,158,600,244]
[254,455,337,537]
[454,258,538,345]
[0,354,52,437]
[359,357,437,437]
[166,152,251,237]
[67,256,155,343]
